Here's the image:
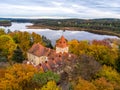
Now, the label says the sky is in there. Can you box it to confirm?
[0,0,120,19]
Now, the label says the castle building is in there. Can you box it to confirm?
[27,44,50,65]
[56,36,69,53]
[27,36,76,72]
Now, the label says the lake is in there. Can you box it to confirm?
[0,22,119,45]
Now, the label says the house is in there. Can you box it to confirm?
[26,36,76,72]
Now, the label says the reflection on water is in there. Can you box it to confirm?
[0,22,119,45]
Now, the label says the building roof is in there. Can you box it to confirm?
[56,36,68,48]
[28,43,51,57]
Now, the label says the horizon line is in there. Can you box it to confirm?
[0,16,120,20]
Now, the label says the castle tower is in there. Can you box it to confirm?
[56,36,69,54]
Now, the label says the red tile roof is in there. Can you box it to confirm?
[41,63,49,72]
[36,64,44,72]
[45,61,52,70]
[28,43,51,57]
[47,60,55,69]
[56,36,68,48]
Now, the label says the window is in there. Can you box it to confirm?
[52,58,54,60]
[59,55,61,57]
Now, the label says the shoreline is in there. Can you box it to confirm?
[27,25,120,38]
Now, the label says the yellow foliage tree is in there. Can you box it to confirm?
[40,81,61,90]
[0,35,16,61]
[96,65,120,84]
[89,44,118,66]
[68,39,119,67]
[0,64,37,90]
[68,40,89,55]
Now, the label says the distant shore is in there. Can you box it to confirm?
[27,25,120,38]
[0,20,11,27]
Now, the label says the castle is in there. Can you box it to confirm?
[27,36,76,72]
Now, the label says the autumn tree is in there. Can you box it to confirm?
[9,31,32,58]
[68,39,119,67]
[0,69,6,79]
[89,43,118,67]
[96,65,120,89]
[40,81,61,90]
[32,71,60,88]
[17,31,31,55]
[0,64,37,90]
[0,35,16,61]
[31,32,43,44]
[93,77,114,90]
[0,28,6,36]
[115,44,120,72]
[9,31,45,58]
[68,39,80,55]
[73,77,96,90]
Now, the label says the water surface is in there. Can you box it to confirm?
[0,22,118,45]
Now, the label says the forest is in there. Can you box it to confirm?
[28,18,120,37]
[0,20,11,26]
[1,27,120,90]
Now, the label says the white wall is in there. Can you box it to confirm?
[56,47,68,53]
[27,53,48,65]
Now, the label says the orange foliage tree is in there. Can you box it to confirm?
[0,64,37,90]
[73,77,96,90]
[93,77,114,90]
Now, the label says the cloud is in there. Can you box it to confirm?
[0,0,120,19]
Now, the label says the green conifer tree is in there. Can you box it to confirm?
[12,46,24,63]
